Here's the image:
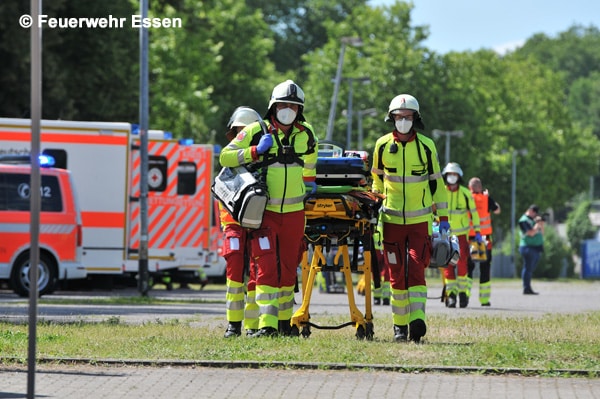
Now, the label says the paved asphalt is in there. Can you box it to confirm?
[1,279,600,398]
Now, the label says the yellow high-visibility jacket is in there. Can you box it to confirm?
[371,132,448,229]
[219,120,317,214]
[447,185,480,237]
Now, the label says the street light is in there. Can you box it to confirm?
[344,76,370,149]
[510,149,528,277]
[431,130,464,165]
[325,36,363,142]
[357,108,377,150]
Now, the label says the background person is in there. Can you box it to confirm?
[467,177,500,306]
[219,80,318,337]
[518,204,545,295]
[371,93,449,343]
[441,162,482,309]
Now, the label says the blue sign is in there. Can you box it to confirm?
[581,239,600,279]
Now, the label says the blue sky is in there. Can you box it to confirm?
[369,0,600,54]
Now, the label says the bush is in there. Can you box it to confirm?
[566,198,598,255]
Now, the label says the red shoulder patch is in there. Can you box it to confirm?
[236,130,247,141]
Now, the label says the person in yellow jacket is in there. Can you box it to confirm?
[219,80,318,337]
[371,94,449,343]
[221,106,262,338]
[442,162,482,309]
[467,177,501,306]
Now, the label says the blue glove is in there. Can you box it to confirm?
[256,134,273,155]
[305,181,317,194]
[439,220,450,235]
[475,232,483,243]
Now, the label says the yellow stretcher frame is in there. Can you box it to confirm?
[290,193,379,340]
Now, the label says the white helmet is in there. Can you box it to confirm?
[227,106,260,129]
[385,94,425,129]
[268,79,304,109]
[388,94,419,115]
[442,162,463,177]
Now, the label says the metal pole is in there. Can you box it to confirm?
[510,150,517,278]
[346,78,354,149]
[138,0,150,296]
[357,109,364,151]
[325,42,346,141]
[28,1,42,397]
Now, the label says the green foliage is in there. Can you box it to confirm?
[566,197,599,255]
[147,0,277,144]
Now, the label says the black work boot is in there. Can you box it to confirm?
[393,325,408,342]
[445,293,457,308]
[374,297,381,305]
[224,321,242,338]
[251,326,278,338]
[382,298,390,306]
[459,292,469,308]
[409,319,427,343]
[278,320,292,336]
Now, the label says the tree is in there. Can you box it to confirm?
[147,0,277,144]
[566,197,599,256]
[0,0,138,121]
[246,0,367,78]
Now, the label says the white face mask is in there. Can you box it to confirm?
[395,119,412,134]
[276,108,297,125]
[446,175,459,185]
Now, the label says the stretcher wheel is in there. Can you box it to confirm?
[301,325,311,338]
[355,325,366,340]
[290,325,300,337]
[365,322,374,341]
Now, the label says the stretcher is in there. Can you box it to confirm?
[290,188,383,339]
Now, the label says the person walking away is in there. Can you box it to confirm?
[219,80,318,337]
[371,94,449,343]
[519,204,545,295]
[467,177,500,306]
[441,162,482,309]
[220,107,262,338]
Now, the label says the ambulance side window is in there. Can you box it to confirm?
[177,161,196,195]
[0,173,62,212]
[148,156,168,192]
[42,149,67,169]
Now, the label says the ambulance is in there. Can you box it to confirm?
[0,118,214,288]
[0,154,86,296]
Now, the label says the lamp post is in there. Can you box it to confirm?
[431,130,464,165]
[344,76,370,149]
[510,149,528,277]
[325,36,363,142]
[357,108,377,150]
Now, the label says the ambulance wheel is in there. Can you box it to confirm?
[365,322,375,341]
[355,324,366,340]
[10,252,57,297]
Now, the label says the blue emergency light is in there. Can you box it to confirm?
[178,138,194,146]
[39,154,55,167]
